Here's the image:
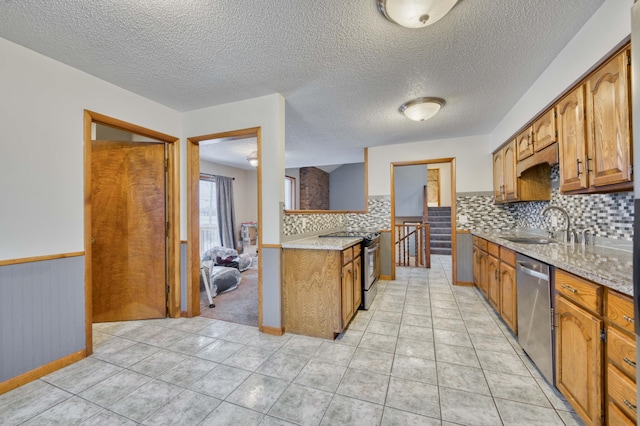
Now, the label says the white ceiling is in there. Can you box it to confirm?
[0,0,604,168]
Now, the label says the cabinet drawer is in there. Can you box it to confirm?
[487,242,500,258]
[608,326,637,381]
[342,247,353,265]
[499,247,516,266]
[352,243,361,258]
[473,236,488,251]
[555,269,602,314]
[608,363,638,422]
[607,291,635,334]
[608,400,636,426]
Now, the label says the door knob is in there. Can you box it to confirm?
[91,238,96,245]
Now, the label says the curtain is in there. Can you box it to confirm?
[215,175,237,249]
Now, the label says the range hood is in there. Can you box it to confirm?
[516,143,559,177]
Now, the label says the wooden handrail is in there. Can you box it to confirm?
[395,223,430,268]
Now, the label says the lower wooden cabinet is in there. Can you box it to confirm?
[284,244,361,339]
[487,254,500,311]
[499,248,517,334]
[555,294,603,425]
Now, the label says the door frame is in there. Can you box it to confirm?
[390,157,457,282]
[186,127,263,326]
[83,110,181,355]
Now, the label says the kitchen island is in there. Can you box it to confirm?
[281,236,363,339]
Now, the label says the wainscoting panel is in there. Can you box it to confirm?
[0,256,85,382]
[261,247,281,328]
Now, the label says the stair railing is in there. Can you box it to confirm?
[395,223,431,268]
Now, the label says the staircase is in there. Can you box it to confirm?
[428,207,451,255]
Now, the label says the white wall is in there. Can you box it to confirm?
[182,94,285,244]
[285,168,300,210]
[490,0,632,149]
[368,134,493,196]
[199,160,259,235]
[0,37,182,261]
[394,164,427,217]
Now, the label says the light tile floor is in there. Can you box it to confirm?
[0,255,584,425]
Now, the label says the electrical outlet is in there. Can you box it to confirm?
[459,214,468,224]
[301,218,307,229]
[551,216,558,227]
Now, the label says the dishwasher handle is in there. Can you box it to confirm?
[517,261,549,281]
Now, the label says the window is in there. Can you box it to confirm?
[200,174,220,255]
[284,176,296,210]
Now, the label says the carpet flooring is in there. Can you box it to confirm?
[199,257,258,327]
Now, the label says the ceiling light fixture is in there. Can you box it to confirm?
[400,97,445,121]
[377,0,458,28]
[247,151,258,167]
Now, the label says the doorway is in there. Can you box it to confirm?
[390,158,457,283]
[186,128,263,328]
[83,110,180,355]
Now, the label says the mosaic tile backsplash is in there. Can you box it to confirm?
[457,166,634,241]
[283,196,391,237]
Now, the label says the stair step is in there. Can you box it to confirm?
[430,241,452,248]
[430,234,451,241]
[429,217,451,223]
[431,248,452,255]
[430,228,451,234]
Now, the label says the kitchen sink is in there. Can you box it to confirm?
[500,236,557,244]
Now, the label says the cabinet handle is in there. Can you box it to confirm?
[624,315,635,324]
[576,159,582,177]
[623,399,637,413]
[623,357,637,369]
[495,270,498,280]
[585,157,592,174]
[560,284,577,293]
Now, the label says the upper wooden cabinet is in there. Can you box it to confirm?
[516,127,534,161]
[586,48,632,188]
[493,140,518,202]
[533,109,557,152]
[558,85,588,192]
[558,48,632,193]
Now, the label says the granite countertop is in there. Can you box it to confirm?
[281,236,362,251]
[472,230,633,296]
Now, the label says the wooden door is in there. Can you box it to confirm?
[487,255,500,311]
[555,296,603,425]
[516,127,534,160]
[353,256,362,311]
[502,141,518,201]
[92,141,167,323]
[492,150,503,201]
[558,86,588,192]
[586,49,631,187]
[341,262,354,326]
[533,109,557,152]
[499,262,517,333]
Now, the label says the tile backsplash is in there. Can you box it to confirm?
[457,165,634,241]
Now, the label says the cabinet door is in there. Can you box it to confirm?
[502,141,518,201]
[516,127,534,161]
[586,49,632,187]
[493,150,504,201]
[353,256,362,311]
[478,251,488,296]
[500,262,517,333]
[558,85,588,192]
[341,262,354,327]
[472,245,479,286]
[555,296,603,425]
[533,109,557,152]
[487,255,500,311]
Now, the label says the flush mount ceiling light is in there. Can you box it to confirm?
[377,0,458,28]
[400,97,445,121]
[247,151,258,167]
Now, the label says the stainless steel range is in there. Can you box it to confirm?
[319,230,381,310]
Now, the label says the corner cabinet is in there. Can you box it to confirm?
[284,244,361,339]
[559,48,632,193]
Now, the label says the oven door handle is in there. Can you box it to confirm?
[367,243,379,254]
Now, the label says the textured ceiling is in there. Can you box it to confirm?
[0,0,604,168]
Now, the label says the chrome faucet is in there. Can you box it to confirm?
[541,205,576,243]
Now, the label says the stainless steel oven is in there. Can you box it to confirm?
[319,230,381,310]
[362,238,380,309]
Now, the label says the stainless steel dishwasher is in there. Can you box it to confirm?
[516,253,555,385]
